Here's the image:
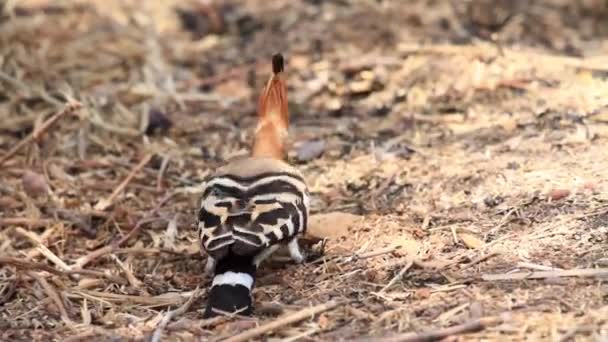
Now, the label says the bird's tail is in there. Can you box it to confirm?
[251,54,289,160]
[203,252,257,318]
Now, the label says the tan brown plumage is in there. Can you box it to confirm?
[252,54,289,160]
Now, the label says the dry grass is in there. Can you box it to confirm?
[1,0,607,341]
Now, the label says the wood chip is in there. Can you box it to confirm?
[458,233,485,249]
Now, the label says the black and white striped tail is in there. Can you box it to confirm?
[203,252,257,318]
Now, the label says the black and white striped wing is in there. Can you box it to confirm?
[249,189,309,246]
[198,172,309,259]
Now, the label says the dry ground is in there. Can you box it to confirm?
[1,0,607,341]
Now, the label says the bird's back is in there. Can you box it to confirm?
[198,156,309,260]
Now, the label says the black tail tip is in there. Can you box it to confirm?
[272,53,284,74]
[203,282,254,318]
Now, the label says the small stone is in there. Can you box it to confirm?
[145,108,172,136]
[484,195,504,207]
[548,189,570,201]
[414,288,431,299]
[22,170,48,198]
[296,139,325,162]
[506,161,519,170]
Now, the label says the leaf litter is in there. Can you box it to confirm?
[0,0,607,341]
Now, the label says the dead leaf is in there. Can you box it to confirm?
[306,212,363,239]
[458,233,484,249]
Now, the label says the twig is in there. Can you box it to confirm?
[457,252,500,271]
[192,59,264,88]
[75,192,176,268]
[0,256,127,284]
[379,260,414,294]
[0,102,82,167]
[110,254,148,294]
[0,72,64,107]
[15,227,72,272]
[433,303,470,324]
[113,247,182,255]
[88,115,141,136]
[482,268,608,281]
[358,316,503,342]
[430,284,467,293]
[198,315,240,329]
[223,300,343,342]
[516,262,563,272]
[150,287,202,342]
[70,289,197,307]
[164,318,206,336]
[558,325,594,342]
[334,246,399,266]
[0,256,64,276]
[128,88,229,103]
[450,226,459,245]
[73,246,113,269]
[485,207,517,240]
[115,192,175,246]
[25,227,57,259]
[63,326,119,342]
[0,218,54,228]
[29,271,74,325]
[282,328,320,342]
[94,153,153,211]
[156,155,170,192]
[357,246,397,259]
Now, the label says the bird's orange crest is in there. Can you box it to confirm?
[252,54,289,160]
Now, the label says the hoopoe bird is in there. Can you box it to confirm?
[198,54,310,318]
